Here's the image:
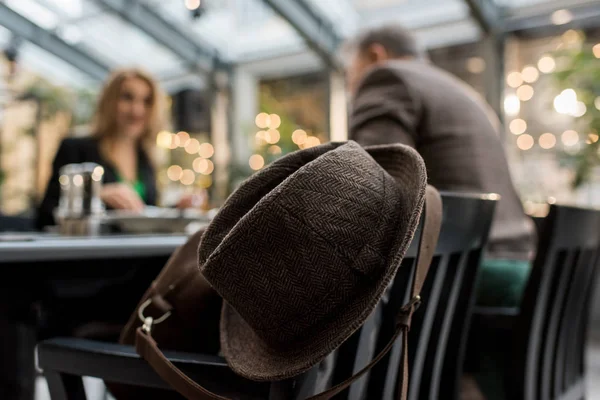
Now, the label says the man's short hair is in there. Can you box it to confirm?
[350,24,423,59]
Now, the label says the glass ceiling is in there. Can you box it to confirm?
[1,0,597,88]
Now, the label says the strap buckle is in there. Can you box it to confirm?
[138,298,172,334]
[396,295,422,329]
[405,295,421,311]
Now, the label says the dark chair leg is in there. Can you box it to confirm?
[45,371,87,400]
[0,320,36,400]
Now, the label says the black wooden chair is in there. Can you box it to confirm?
[35,197,436,400]
[469,204,600,400]
[329,192,497,400]
[36,192,497,400]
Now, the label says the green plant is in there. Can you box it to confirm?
[552,38,600,187]
[21,77,75,120]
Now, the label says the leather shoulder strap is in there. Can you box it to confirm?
[135,185,442,400]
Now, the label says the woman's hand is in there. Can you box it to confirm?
[100,183,145,212]
[176,190,208,210]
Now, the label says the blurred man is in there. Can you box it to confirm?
[345,24,536,399]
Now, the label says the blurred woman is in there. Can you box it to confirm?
[36,68,164,229]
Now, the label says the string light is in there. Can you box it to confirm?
[167,165,183,181]
[538,55,556,73]
[268,145,282,155]
[594,44,600,59]
[466,57,486,74]
[554,89,577,114]
[255,113,271,129]
[517,134,534,150]
[539,133,557,149]
[176,131,190,147]
[168,134,180,150]
[193,158,209,174]
[202,160,214,175]
[249,154,265,170]
[269,114,281,129]
[199,143,214,158]
[587,133,599,144]
[255,130,267,145]
[265,129,281,144]
[521,65,539,83]
[303,136,321,149]
[180,169,195,186]
[59,175,69,186]
[184,138,201,154]
[516,85,534,101]
[572,102,587,118]
[292,129,307,145]
[156,130,172,148]
[504,94,520,116]
[509,119,527,135]
[561,130,579,146]
[506,72,523,88]
[595,97,600,111]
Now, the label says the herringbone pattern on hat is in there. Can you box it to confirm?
[198,140,428,381]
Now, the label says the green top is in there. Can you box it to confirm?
[115,172,147,203]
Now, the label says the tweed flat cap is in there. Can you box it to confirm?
[199,140,427,381]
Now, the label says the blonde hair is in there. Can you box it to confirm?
[92,68,165,149]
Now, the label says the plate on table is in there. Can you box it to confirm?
[102,207,217,234]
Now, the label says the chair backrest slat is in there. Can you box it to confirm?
[539,249,579,400]
[510,205,600,400]
[362,193,496,400]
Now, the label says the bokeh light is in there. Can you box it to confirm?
[268,145,282,155]
[539,133,557,149]
[466,57,486,74]
[517,134,534,150]
[521,65,539,83]
[506,72,523,88]
[538,55,556,73]
[269,114,281,129]
[156,131,172,148]
[180,169,195,186]
[249,154,265,170]
[193,158,210,174]
[199,143,214,158]
[255,113,271,129]
[292,129,307,145]
[168,134,180,150]
[176,131,190,147]
[167,165,183,181]
[562,130,579,146]
[184,138,201,154]
[516,85,534,101]
[504,95,520,116]
[265,129,281,144]
[509,119,527,135]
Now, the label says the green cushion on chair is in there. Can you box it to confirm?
[475,259,531,308]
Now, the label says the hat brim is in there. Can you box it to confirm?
[219,143,427,382]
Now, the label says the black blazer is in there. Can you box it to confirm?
[36,137,157,230]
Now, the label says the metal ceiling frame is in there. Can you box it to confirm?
[261,0,343,70]
[464,0,504,36]
[504,0,600,35]
[94,0,229,77]
[0,3,110,81]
